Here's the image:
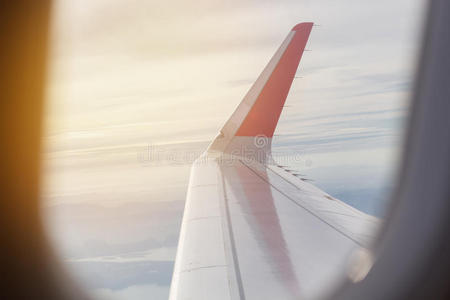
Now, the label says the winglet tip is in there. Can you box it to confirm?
[292,22,314,31]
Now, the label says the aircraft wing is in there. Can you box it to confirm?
[169,23,380,300]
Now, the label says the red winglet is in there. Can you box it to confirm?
[235,22,313,137]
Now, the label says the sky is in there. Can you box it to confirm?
[42,1,425,299]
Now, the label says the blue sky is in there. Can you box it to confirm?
[42,0,425,299]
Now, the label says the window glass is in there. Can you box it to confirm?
[42,1,425,299]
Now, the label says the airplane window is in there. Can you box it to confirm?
[41,1,426,299]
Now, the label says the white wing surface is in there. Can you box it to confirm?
[169,23,380,300]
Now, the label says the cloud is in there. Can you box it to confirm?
[69,247,177,263]
[68,260,173,290]
[93,284,169,300]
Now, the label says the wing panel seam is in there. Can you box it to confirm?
[217,162,246,300]
[238,159,364,247]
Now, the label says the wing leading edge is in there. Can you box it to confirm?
[169,23,380,300]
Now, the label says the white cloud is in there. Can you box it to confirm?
[68,247,177,263]
[92,284,169,300]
